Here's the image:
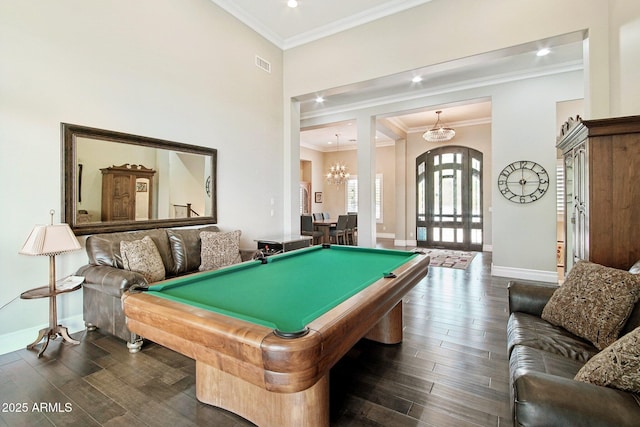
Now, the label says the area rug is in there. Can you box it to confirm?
[416,248,477,269]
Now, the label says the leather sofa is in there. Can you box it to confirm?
[507,281,640,426]
[76,226,253,352]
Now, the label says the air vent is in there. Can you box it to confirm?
[255,55,271,73]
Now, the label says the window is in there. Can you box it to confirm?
[556,161,564,215]
[346,179,358,213]
[299,182,310,214]
[346,174,383,222]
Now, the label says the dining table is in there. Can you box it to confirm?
[312,219,337,244]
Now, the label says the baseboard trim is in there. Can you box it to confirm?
[377,232,395,239]
[383,238,492,251]
[393,239,417,247]
[0,314,85,356]
[491,264,558,283]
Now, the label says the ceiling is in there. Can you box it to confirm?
[210,1,585,152]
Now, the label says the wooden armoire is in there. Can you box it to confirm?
[101,164,156,222]
[557,115,640,273]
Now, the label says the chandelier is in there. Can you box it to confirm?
[326,134,350,186]
[422,110,456,142]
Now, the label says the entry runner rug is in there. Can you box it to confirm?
[416,248,477,269]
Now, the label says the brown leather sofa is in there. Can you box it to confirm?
[76,226,253,352]
[507,281,640,426]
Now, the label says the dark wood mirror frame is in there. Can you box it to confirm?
[62,123,217,235]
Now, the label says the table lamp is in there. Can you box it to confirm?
[19,210,82,357]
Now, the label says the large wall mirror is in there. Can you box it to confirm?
[62,123,217,235]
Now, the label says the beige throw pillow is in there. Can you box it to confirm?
[542,261,640,350]
[575,326,640,393]
[120,236,166,283]
[199,230,242,271]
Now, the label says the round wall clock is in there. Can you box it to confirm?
[498,160,549,203]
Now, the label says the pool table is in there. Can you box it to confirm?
[122,245,430,427]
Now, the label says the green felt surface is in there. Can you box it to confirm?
[147,245,417,333]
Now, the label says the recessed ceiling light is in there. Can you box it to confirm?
[412,76,423,83]
[536,48,551,57]
[315,96,324,103]
[288,0,298,8]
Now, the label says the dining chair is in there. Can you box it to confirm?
[346,214,357,245]
[322,212,330,220]
[301,215,323,245]
[329,215,349,245]
[313,213,324,221]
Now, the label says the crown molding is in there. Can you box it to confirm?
[388,116,493,134]
[301,137,394,152]
[210,0,285,47]
[300,141,357,153]
[210,0,434,50]
[282,0,434,49]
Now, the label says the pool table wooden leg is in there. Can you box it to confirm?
[196,361,329,427]
[365,301,403,344]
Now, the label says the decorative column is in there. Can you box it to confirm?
[356,115,376,247]
[394,139,407,246]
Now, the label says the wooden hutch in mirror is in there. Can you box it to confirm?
[101,164,156,222]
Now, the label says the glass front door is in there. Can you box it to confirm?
[416,146,483,251]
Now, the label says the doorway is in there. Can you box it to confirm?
[416,146,483,251]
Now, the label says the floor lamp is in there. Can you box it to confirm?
[19,210,82,357]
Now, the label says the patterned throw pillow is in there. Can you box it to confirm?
[575,326,640,393]
[542,261,640,350]
[120,236,166,283]
[199,230,242,271]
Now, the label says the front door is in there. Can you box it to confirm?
[416,146,483,251]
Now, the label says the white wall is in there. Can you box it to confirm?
[490,72,584,280]
[283,0,610,116]
[0,0,283,349]
[169,152,207,218]
[609,0,640,116]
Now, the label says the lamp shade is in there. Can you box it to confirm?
[19,223,81,256]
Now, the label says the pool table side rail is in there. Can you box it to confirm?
[123,291,323,392]
[122,253,430,394]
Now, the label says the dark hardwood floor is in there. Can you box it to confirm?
[0,245,514,427]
